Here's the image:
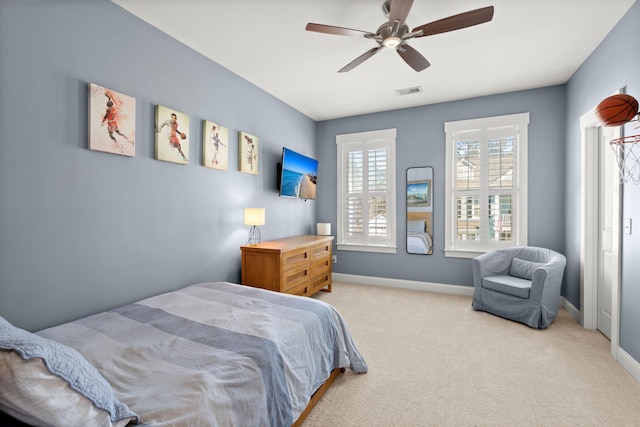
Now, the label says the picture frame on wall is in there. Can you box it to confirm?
[88,83,135,157]
[238,131,258,174]
[203,120,229,170]
[407,179,431,207]
[155,105,189,165]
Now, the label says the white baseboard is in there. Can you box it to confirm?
[332,273,474,297]
[560,297,640,383]
[617,348,640,383]
[561,297,581,323]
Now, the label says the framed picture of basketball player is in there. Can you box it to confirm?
[203,120,229,170]
[155,105,189,165]
[238,131,259,174]
[88,83,136,157]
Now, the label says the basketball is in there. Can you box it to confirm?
[181,132,187,140]
[595,94,638,127]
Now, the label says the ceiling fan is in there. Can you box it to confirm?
[305,0,494,72]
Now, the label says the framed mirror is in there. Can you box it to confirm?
[406,167,433,255]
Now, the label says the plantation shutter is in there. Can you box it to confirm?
[344,141,365,242]
[445,113,529,257]
[454,130,482,242]
[337,129,396,252]
[486,126,517,244]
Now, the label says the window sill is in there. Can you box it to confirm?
[445,243,525,259]
[337,244,397,254]
[444,248,485,259]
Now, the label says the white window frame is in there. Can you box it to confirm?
[336,128,397,253]
[444,113,529,258]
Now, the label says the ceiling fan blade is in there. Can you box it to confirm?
[397,44,430,72]
[388,0,414,26]
[412,6,494,38]
[306,23,373,38]
[338,47,382,73]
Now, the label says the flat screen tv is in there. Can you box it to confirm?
[278,147,318,200]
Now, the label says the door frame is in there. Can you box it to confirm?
[580,91,622,359]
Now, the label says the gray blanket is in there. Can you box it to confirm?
[37,282,368,426]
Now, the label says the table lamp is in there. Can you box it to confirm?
[244,208,265,245]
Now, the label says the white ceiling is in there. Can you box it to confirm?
[111,0,635,121]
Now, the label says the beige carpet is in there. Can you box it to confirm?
[305,281,640,426]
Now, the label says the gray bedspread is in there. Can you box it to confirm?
[36,282,368,427]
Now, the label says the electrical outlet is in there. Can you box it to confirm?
[332,255,337,263]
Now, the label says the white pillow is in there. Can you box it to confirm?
[0,316,138,427]
[0,351,135,427]
[407,220,426,233]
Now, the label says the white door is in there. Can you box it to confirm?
[597,126,617,339]
[580,97,621,358]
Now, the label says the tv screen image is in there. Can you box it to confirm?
[279,147,318,200]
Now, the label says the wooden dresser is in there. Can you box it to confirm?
[241,235,333,296]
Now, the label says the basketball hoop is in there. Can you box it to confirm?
[596,93,640,184]
[609,134,640,184]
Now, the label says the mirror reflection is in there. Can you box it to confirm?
[407,167,433,255]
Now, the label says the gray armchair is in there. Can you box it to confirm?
[472,246,567,329]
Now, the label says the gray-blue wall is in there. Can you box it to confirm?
[565,1,640,361]
[317,86,567,286]
[0,0,317,331]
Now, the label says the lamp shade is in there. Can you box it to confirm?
[317,223,331,236]
[244,208,265,226]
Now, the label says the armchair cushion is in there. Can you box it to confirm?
[483,275,532,299]
[509,257,544,280]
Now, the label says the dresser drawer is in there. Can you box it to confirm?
[309,269,331,294]
[281,247,310,271]
[281,263,310,293]
[286,281,310,296]
[310,243,331,261]
[310,257,330,273]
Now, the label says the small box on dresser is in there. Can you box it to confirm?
[241,235,333,296]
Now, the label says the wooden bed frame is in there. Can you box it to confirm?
[292,368,345,427]
[407,211,433,233]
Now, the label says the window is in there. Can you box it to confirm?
[336,129,396,253]
[444,113,529,258]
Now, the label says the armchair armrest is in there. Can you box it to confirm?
[472,249,514,285]
[529,254,567,303]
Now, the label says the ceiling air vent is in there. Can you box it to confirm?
[396,86,422,96]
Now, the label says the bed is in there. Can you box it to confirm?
[0,281,368,427]
[407,219,433,254]
[407,233,432,254]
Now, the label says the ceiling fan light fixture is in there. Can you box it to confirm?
[383,36,401,48]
